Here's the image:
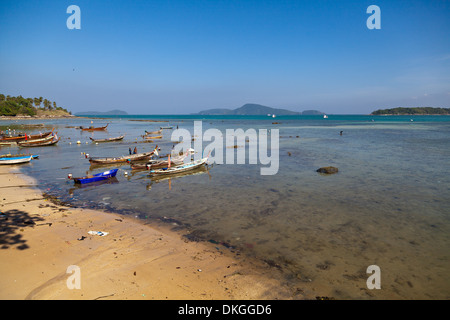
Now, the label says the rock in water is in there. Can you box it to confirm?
[316,166,339,174]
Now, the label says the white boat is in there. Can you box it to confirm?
[0,155,33,165]
[323,114,328,118]
[149,157,208,176]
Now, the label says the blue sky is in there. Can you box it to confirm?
[1,0,449,114]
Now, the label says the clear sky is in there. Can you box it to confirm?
[1,0,449,114]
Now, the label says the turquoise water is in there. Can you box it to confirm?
[3,114,450,299]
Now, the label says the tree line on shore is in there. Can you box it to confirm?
[0,93,71,116]
[371,107,450,115]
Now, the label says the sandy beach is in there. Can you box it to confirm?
[0,165,293,300]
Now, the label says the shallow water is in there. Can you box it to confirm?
[4,115,450,299]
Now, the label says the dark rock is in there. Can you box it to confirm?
[316,166,339,174]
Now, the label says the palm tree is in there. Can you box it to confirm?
[34,97,41,108]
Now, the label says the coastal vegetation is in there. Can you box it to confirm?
[371,107,450,115]
[0,93,71,117]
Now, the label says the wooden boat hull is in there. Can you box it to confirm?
[89,148,157,165]
[0,156,33,165]
[90,135,124,143]
[145,129,162,135]
[81,124,108,131]
[0,131,54,143]
[73,168,119,184]
[18,135,60,147]
[130,156,186,170]
[144,135,162,140]
[149,158,208,176]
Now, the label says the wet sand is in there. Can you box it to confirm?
[0,165,293,300]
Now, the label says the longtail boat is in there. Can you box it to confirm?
[129,153,187,170]
[72,169,119,184]
[89,135,124,143]
[0,155,33,165]
[145,129,162,135]
[18,133,60,147]
[81,124,108,131]
[144,135,162,140]
[0,153,39,159]
[0,130,54,144]
[149,157,208,176]
[89,146,158,165]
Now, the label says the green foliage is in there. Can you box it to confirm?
[371,107,450,115]
[0,93,70,116]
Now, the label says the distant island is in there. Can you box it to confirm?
[194,103,324,116]
[75,109,129,116]
[371,107,450,115]
[0,93,71,117]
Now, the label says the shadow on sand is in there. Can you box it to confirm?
[0,209,45,250]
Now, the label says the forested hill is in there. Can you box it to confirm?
[0,94,71,117]
[371,107,450,115]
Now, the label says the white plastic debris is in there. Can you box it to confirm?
[88,231,109,237]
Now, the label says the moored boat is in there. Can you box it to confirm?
[81,124,109,131]
[0,155,33,165]
[129,153,187,170]
[149,157,208,176]
[89,135,125,143]
[89,146,158,165]
[0,130,54,143]
[71,168,119,184]
[144,135,162,140]
[18,133,60,147]
[145,129,162,135]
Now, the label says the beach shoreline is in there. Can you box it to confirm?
[0,165,295,300]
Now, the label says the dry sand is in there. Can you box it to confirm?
[0,165,294,300]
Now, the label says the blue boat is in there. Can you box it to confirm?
[72,169,119,184]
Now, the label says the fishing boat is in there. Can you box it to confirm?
[145,129,162,135]
[89,135,124,143]
[129,153,187,170]
[144,135,162,140]
[18,133,60,147]
[71,169,119,184]
[89,146,158,165]
[0,153,39,159]
[0,155,33,165]
[149,157,208,176]
[81,124,108,131]
[0,130,54,144]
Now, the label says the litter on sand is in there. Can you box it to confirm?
[88,230,109,236]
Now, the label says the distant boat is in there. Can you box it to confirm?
[323,115,328,118]
[272,114,276,118]
[145,129,162,135]
[160,126,173,129]
[0,155,33,165]
[81,124,109,131]
[72,169,119,184]
[89,135,124,143]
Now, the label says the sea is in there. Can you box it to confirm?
[2,114,450,299]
